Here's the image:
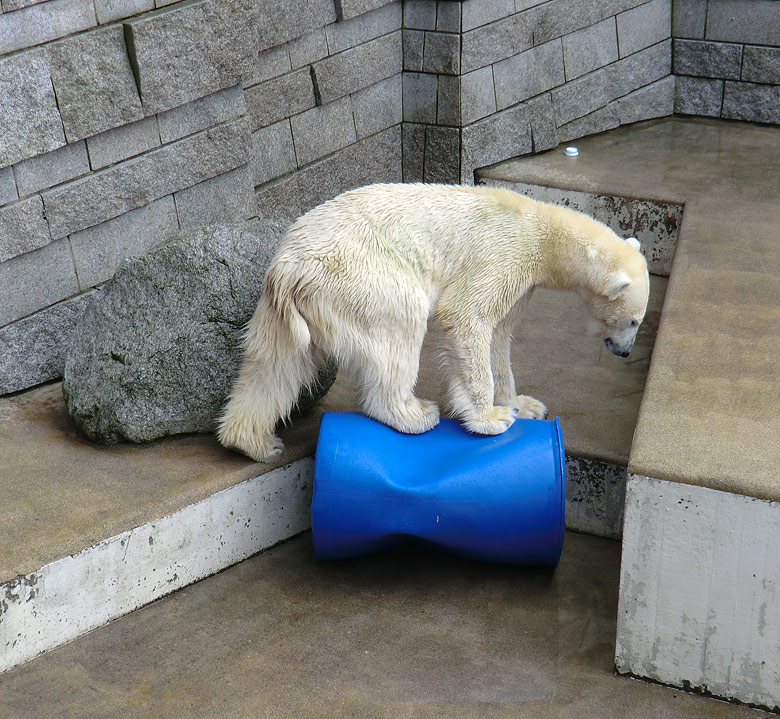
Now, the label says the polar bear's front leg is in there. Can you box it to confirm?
[491,314,518,406]
[441,321,517,435]
[491,312,548,420]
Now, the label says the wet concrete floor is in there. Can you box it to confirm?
[0,531,772,719]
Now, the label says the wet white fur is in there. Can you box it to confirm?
[217,183,649,462]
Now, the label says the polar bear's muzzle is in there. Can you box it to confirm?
[605,337,632,357]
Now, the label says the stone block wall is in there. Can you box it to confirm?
[402,0,674,183]
[673,0,780,125]
[250,1,403,219]
[0,0,402,395]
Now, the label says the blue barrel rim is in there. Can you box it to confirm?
[551,415,566,567]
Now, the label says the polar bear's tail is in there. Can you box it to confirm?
[216,268,317,462]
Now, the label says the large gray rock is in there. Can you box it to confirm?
[63,220,337,445]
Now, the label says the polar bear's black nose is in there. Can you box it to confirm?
[605,338,630,357]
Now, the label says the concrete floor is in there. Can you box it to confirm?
[0,531,772,719]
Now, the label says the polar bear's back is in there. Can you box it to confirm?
[276,183,543,268]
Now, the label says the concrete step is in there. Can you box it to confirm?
[0,531,770,719]
[1,184,669,673]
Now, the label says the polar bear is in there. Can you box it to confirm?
[217,183,649,462]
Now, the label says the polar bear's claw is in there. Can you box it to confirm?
[465,405,516,435]
[512,395,548,420]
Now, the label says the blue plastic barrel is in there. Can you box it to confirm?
[312,412,566,566]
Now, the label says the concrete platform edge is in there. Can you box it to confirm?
[616,474,780,712]
[0,457,314,674]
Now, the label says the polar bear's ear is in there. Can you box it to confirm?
[604,271,632,300]
[626,236,641,251]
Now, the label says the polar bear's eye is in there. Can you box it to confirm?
[630,319,639,327]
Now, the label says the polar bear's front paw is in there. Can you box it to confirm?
[512,394,548,420]
[464,405,516,435]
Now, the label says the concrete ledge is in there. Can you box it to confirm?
[616,474,780,711]
[1,458,312,673]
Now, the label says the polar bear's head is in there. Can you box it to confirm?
[579,237,650,358]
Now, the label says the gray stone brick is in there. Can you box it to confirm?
[403,72,437,123]
[526,92,559,151]
[245,69,316,131]
[461,103,533,183]
[607,39,671,101]
[674,75,723,116]
[402,122,425,182]
[617,0,671,58]
[599,0,651,18]
[15,141,89,197]
[437,2,461,32]
[86,118,160,171]
[254,174,300,220]
[550,67,611,126]
[124,0,256,115]
[353,73,402,138]
[251,120,297,185]
[557,103,620,143]
[461,66,497,125]
[94,0,152,23]
[291,97,357,166]
[742,46,780,85]
[0,239,79,327]
[673,39,742,80]
[525,0,602,46]
[436,74,461,126]
[403,0,435,30]
[424,126,459,184]
[326,2,401,54]
[671,0,706,39]
[2,0,46,12]
[337,0,394,21]
[0,50,66,168]
[706,0,780,46]
[403,29,425,71]
[69,196,178,288]
[256,125,401,218]
[461,0,514,33]
[175,165,254,229]
[494,39,565,111]
[0,195,50,262]
[288,28,328,70]
[257,0,336,51]
[0,291,94,395]
[43,118,250,240]
[0,0,95,56]
[0,167,17,206]
[314,31,402,103]
[461,13,533,72]
[48,26,143,143]
[249,44,291,85]
[422,30,460,75]
[157,86,246,144]
[617,75,674,124]
[722,81,780,125]
[563,18,619,81]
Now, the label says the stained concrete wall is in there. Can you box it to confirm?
[673,0,780,125]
